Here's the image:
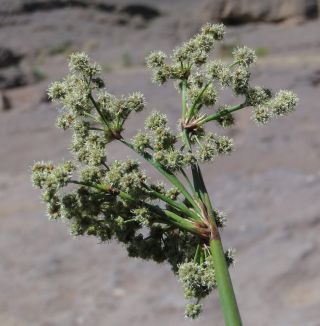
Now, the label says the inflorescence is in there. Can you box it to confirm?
[32,23,298,319]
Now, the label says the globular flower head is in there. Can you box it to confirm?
[189,71,205,88]
[151,65,171,85]
[132,131,150,152]
[232,66,250,95]
[31,161,55,189]
[162,149,184,171]
[46,195,61,220]
[271,90,298,116]
[201,23,225,40]
[252,106,272,125]
[145,111,167,130]
[196,133,233,162]
[178,260,216,300]
[79,166,104,184]
[32,161,75,191]
[131,207,152,226]
[197,135,217,162]
[184,303,202,319]
[56,114,75,130]
[48,81,66,101]
[246,86,272,107]
[146,51,167,68]
[153,127,177,151]
[188,83,217,107]
[214,135,234,155]
[202,83,217,106]
[206,60,231,87]
[214,209,227,228]
[216,106,235,128]
[126,92,145,112]
[69,52,101,77]
[225,248,236,266]
[233,46,257,67]
[153,148,184,172]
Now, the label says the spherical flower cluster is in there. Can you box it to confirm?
[132,131,151,152]
[201,23,225,40]
[225,248,236,266]
[232,66,250,95]
[215,106,235,128]
[270,90,298,116]
[69,52,101,76]
[196,133,233,163]
[252,106,271,125]
[206,60,231,87]
[188,83,217,107]
[146,23,226,86]
[178,260,216,316]
[32,161,75,191]
[184,303,202,319]
[214,209,227,228]
[232,46,257,67]
[250,90,298,125]
[246,86,272,107]
[145,111,167,130]
[146,51,167,68]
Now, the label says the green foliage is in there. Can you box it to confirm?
[32,24,298,320]
[255,46,269,58]
[49,41,73,56]
[122,52,132,68]
[32,67,48,82]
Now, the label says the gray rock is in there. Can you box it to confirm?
[0,67,29,89]
[0,47,22,68]
[202,0,319,24]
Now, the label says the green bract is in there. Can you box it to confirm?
[32,23,298,322]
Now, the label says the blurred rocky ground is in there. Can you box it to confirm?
[0,1,320,325]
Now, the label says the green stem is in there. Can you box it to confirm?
[179,168,197,197]
[193,167,242,326]
[120,138,201,214]
[145,186,201,221]
[181,80,188,119]
[210,239,242,326]
[69,180,198,235]
[89,93,110,127]
[182,129,204,202]
[199,103,246,125]
[229,60,240,68]
[186,82,210,121]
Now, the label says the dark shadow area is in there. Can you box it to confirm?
[18,0,116,14]
[119,4,161,21]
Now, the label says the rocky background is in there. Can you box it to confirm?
[1,1,320,325]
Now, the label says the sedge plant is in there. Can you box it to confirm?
[32,23,298,325]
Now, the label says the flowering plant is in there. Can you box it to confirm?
[32,23,297,324]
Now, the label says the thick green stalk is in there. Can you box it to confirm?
[195,167,242,326]
[210,239,242,326]
[181,86,242,325]
[181,96,242,324]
